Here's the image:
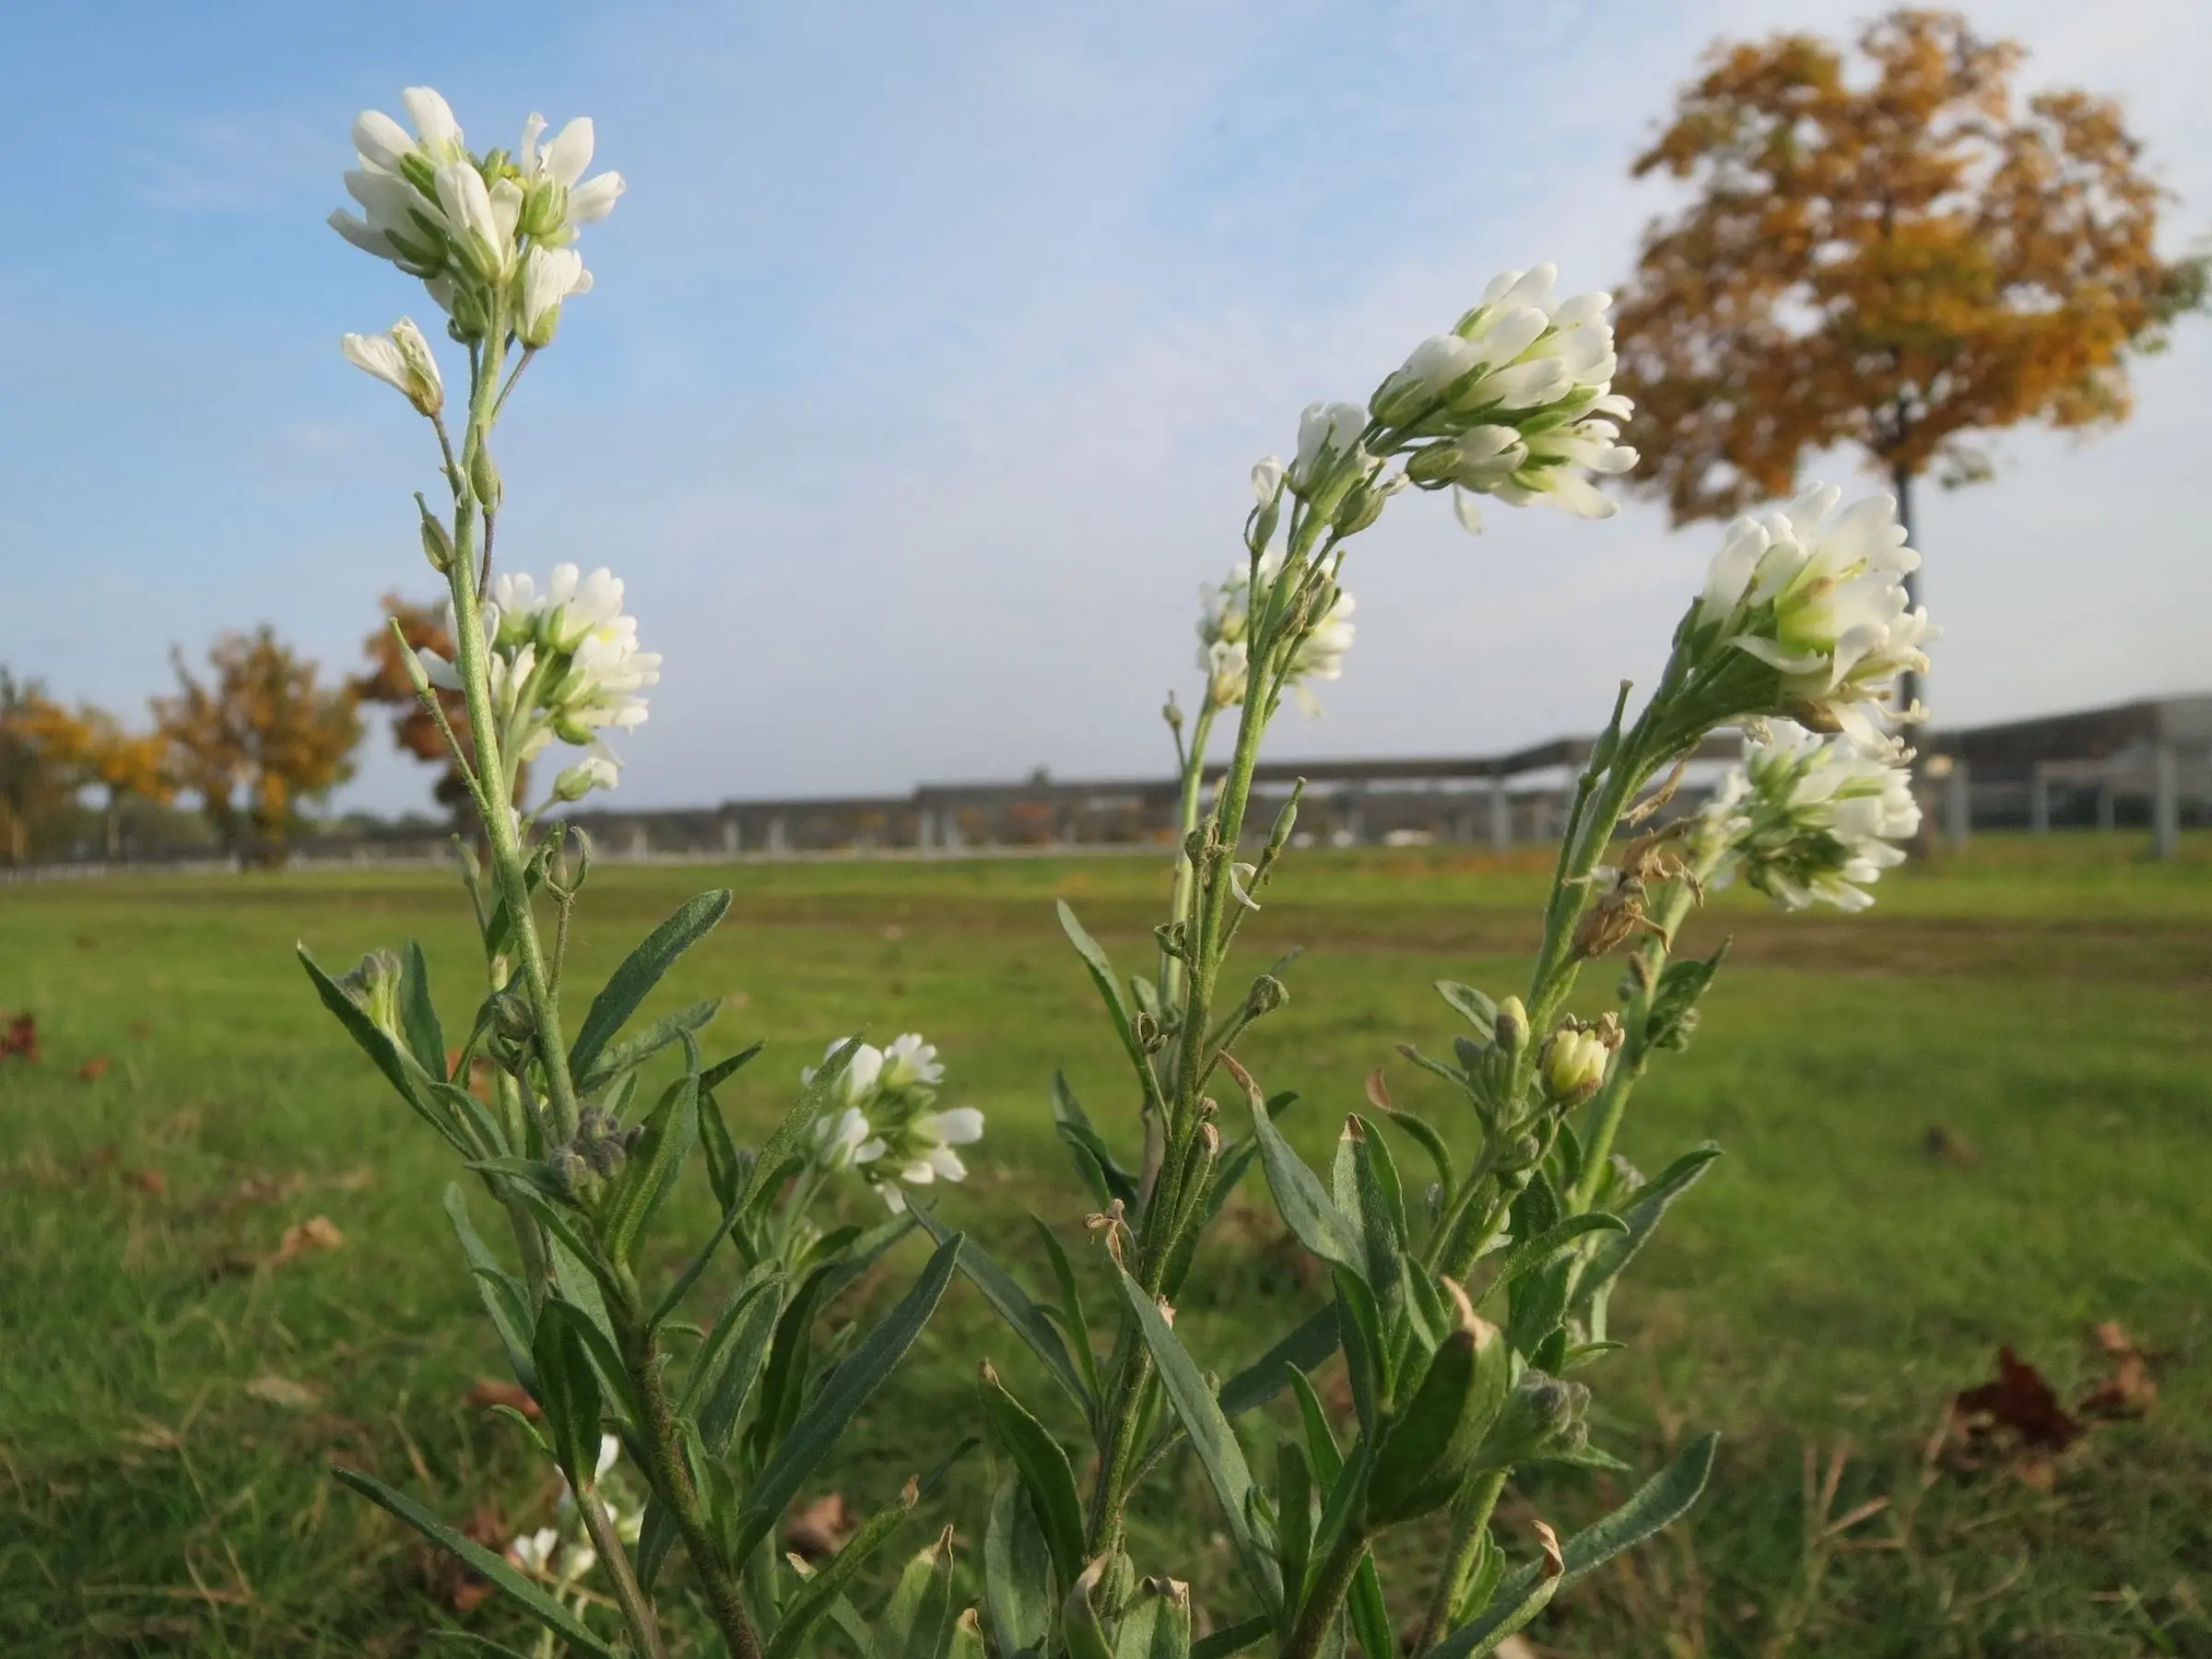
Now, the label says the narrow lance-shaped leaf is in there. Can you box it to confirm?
[1225,1055,1362,1278]
[984,1477,1054,1659]
[578,995,723,1093]
[332,1467,623,1659]
[1112,1266,1283,1613]
[764,1480,921,1659]
[567,888,733,1082]
[979,1363,1087,1589]
[731,1235,963,1570]
[914,1206,1089,1418]
[399,940,446,1080]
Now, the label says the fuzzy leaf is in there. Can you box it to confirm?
[985,1478,1055,1659]
[979,1367,1087,1589]
[915,1206,1089,1418]
[567,888,732,1083]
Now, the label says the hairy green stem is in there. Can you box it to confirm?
[1414,1470,1509,1654]
[574,1479,669,1659]
[1284,1523,1369,1659]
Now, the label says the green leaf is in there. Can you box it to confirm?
[530,1300,605,1487]
[441,1183,536,1392]
[702,1039,767,1094]
[602,1073,700,1269]
[873,1529,959,1659]
[568,888,733,1083]
[1378,1105,1455,1194]
[979,1365,1087,1589]
[1030,1214,1100,1401]
[766,1485,921,1659]
[733,1235,962,1571]
[1234,1061,1362,1278]
[1434,982,1498,1041]
[1052,1071,1139,1210]
[1493,1214,1630,1293]
[984,1477,1054,1659]
[1218,1305,1340,1420]
[1347,1556,1392,1659]
[1332,1269,1385,1432]
[1430,1434,1717,1658]
[1189,1616,1271,1659]
[1112,1266,1281,1613]
[1117,1574,1193,1659]
[1366,1318,1508,1527]
[299,947,464,1153]
[1276,1437,1313,1604]
[331,1466,622,1658]
[735,1036,865,1219]
[1062,1556,1118,1659]
[400,941,447,1081]
[747,1263,840,1463]
[1056,900,1147,1078]
[1577,1145,1722,1304]
[914,1206,1089,1418]
[578,996,723,1093]
[684,1270,785,1454]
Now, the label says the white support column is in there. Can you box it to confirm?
[722,818,741,856]
[1488,774,1511,852]
[2152,742,2180,861]
[1943,760,1971,848]
[2096,782,2115,831]
[768,816,789,856]
[2029,763,2051,835]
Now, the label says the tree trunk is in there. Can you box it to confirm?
[1891,463,1921,724]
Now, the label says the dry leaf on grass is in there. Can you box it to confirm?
[124,1169,168,1194]
[2077,1321,2158,1420]
[1952,1346,2081,1457]
[246,1373,323,1409]
[2,1012,40,1062]
[269,1216,346,1265]
[468,1378,542,1418]
[77,1056,111,1082]
[787,1491,855,1559]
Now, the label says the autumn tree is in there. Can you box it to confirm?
[0,671,75,865]
[1614,7,2204,713]
[157,627,363,866]
[46,705,179,859]
[353,594,478,817]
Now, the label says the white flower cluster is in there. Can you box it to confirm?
[1692,485,1938,752]
[1701,721,1922,912]
[331,87,622,347]
[1195,541,1356,716]
[418,563,659,802]
[506,1434,641,1590]
[802,1034,985,1212]
[1376,265,1638,531]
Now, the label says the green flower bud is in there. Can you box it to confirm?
[416,495,456,572]
[1473,1372,1590,1474]
[1245,974,1288,1019]
[335,948,406,1039]
[489,991,535,1044]
[469,444,502,512]
[1493,995,1529,1057]
[1541,1024,1613,1106]
[522,179,568,239]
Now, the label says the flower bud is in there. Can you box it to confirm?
[547,825,593,896]
[469,444,503,512]
[416,495,456,572]
[1330,470,1402,536]
[1244,974,1288,1019]
[1245,494,1281,557]
[447,283,490,343]
[544,1147,591,1201]
[1493,995,1528,1057]
[1474,1373,1590,1473]
[1540,1025,1612,1107]
[336,948,406,1039]
[554,757,618,801]
[489,991,536,1044]
[522,178,569,240]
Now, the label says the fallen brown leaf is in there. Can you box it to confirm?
[246,1373,322,1410]
[468,1378,542,1419]
[124,1169,168,1194]
[1948,1346,2081,1477]
[787,1491,855,1559]
[2077,1321,2158,1420]
[268,1216,346,1266]
[2,1011,40,1062]
[77,1057,111,1083]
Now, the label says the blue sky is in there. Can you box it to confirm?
[4,0,2207,813]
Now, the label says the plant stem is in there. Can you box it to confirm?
[1284,1524,1369,1659]
[575,1482,669,1659]
[627,1322,765,1659]
[1571,874,1700,1209]
[1414,1470,1508,1654]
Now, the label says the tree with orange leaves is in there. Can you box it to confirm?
[352,594,480,817]
[156,626,362,865]
[1614,7,2204,714]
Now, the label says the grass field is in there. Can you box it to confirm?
[2,836,2208,1657]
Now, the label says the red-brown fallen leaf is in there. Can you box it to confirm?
[1,1011,40,1062]
[787,1491,855,1559]
[130,1019,153,1039]
[77,1057,111,1082]
[2077,1322,2158,1420]
[421,1501,512,1614]
[124,1168,168,1194]
[1954,1346,2082,1453]
[468,1378,542,1419]
[267,1216,346,1266]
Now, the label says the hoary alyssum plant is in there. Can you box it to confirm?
[312,88,1936,1659]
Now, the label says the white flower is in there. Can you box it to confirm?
[1288,401,1370,494]
[803,1040,885,1107]
[1252,456,1285,504]
[913,1106,985,1147]
[811,1105,885,1171]
[508,1527,560,1576]
[560,1542,598,1582]
[879,1033,946,1090]
[340,318,443,417]
[1694,487,1938,749]
[594,1432,620,1480]
[1194,548,1355,714]
[520,245,593,347]
[1376,265,1637,530]
[1701,721,1921,912]
[554,754,620,802]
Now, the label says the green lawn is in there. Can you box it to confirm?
[2,837,2207,1657]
